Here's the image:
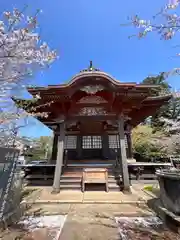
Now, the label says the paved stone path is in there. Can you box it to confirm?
[26,203,154,240]
[1,185,155,240]
[0,203,154,240]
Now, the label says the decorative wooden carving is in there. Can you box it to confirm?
[78,95,107,104]
[78,107,107,116]
[66,122,79,131]
[80,85,104,94]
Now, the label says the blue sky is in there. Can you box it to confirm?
[1,0,180,138]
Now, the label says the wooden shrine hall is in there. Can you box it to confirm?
[15,62,171,193]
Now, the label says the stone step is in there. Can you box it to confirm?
[59,177,120,191]
[108,182,120,187]
[108,175,122,180]
[60,176,121,182]
[108,180,120,185]
[60,175,82,180]
[65,165,114,170]
[108,186,121,191]
[24,174,121,180]
[60,178,120,185]
[66,161,114,165]
[63,169,118,173]
[60,179,81,185]
[60,184,81,190]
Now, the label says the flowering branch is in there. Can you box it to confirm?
[128,1,180,40]
[124,0,180,77]
[0,7,57,143]
[0,7,57,98]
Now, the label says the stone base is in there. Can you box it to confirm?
[51,188,60,194]
[123,187,131,194]
[148,198,180,233]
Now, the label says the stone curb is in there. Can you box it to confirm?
[22,199,147,205]
[23,212,154,217]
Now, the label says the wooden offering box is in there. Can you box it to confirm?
[82,168,108,192]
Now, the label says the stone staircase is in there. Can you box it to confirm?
[60,163,122,191]
[59,173,121,191]
[24,160,122,191]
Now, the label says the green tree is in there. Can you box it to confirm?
[142,73,172,131]
[142,72,171,96]
[132,125,167,161]
[158,95,180,134]
[29,136,53,160]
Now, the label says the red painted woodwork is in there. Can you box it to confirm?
[14,69,172,129]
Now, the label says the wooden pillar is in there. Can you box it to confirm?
[126,124,133,159]
[118,115,130,191]
[127,133,133,159]
[77,135,82,159]
[102,133,109,159]
[51,133,58,163]
[52,122,65,193]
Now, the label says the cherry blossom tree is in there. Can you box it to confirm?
[0,7,56,144]
[159,95,180,133]
[0,97,54,146]
[0,7,56,94]
[126,0,180,126]
[0,7,57,222]
[127,0,180,75]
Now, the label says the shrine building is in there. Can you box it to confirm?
[15,63,171,193]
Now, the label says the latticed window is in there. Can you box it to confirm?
[82,136,91,149]
[108,135,119,149]
[108,135,128,149]
[82,136,102,149]
[92,136,102,149]
[64,135,77,149]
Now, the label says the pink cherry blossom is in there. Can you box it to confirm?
[0,8,57,98]
[0,7,57,140]
[128,1,180,41]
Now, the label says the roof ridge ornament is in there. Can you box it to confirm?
[89,60,93,71]
[80,61,100,73]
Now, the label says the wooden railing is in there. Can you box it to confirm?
[21,162,171,186]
